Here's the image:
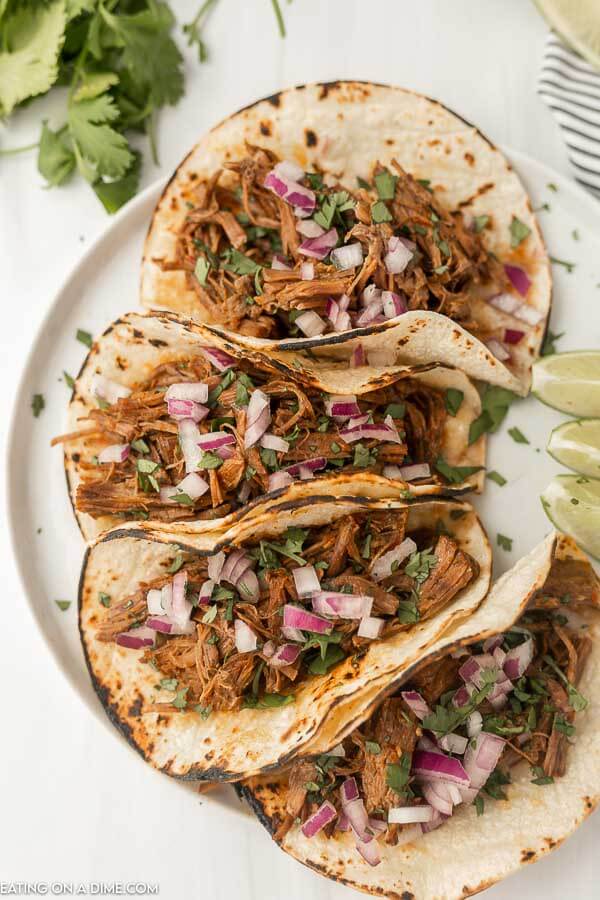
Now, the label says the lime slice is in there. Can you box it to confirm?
[548,418,600,477]
[534,0,600,70]
[532,351,600,417]
[541,475,600,558]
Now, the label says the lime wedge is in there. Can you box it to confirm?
[541,475,600,558]
[534,0,600,70]
[532,351,600,417]
[548,418,600,477]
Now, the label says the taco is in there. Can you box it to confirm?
[239,534,600,899]
[79,487,491,781]
[54,312,485,541]
[141,82,551,394]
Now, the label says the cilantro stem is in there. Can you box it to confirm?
[0,141,39,156]
[270,0,286,36]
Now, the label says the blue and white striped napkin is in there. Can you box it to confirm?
[538,32,600,197]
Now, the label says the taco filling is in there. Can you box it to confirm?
[60,347,473,524]
[98,511,479,714]
[274,556,595,867]
[163,145,542,358]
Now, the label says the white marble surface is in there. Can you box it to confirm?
[0,1,597,897]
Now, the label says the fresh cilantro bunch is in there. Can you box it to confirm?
[0,0,188,211]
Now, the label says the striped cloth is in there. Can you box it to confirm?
[538,32,600,197]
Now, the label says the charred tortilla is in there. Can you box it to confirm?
[79,487,491,781]
[142,82,551,395]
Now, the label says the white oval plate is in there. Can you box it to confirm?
[7,150,600,820]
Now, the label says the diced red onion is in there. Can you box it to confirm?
[234,618,257,653]
[237,568,259,602]
[382,291,408,319]
[350,343,366,367]
[357,615,384,639]
[298,465,315,479]
[196,431,236,452]
[384,236,414,274]
[421,810,448,834]
[245,389,271,449]
[326,298,340,329]
[161,472,209,505]
[338,294,350,312]
[267,642,301,667]
[366,350,396,367]
[483,635,504,653]
[346,413,370,428]
[146,589,163,616]
[370,537,417,582]
[412,751,470,786]
[268,471,294,492]
[330,242,363,270]
[325,394,361,420]
[467,710,483,738]
[264,170,316,213]
[301,801,337,839]
[463,732,505,790]
[295,310,327,337]
[200,347,236,372]
[292,565,320,598]
[356,294,383,327]
[312,591,373,620]
[459,653,497,689]
[98,443,130,464]
[422,782,457,816]
[361,284,381,307]
[274,159,305,183]
[493,646,506,666]
[298,227,338,260]
[338,420,401,445]
[300,262,314,280]
[284,457,326,477]
[486,339,511,362]
[198,579,214,605]
[165,382,209,404]
[438,733,468,755]
[503,637,533,680]
[388,805,434,825]
[452,683,475,708]
[220,549,251,585]
[368,817,387,833]
[355,834,381,867]
[91,374,131,405]
[418,735,440,752]
[296,219,324,238]
[504,328,525,344]
[281,625,305,642]
[178,419,203,473]
[504,263,531,297]
[115,626,155,649]
[207,551,225,583]
[488,292,522,315]
[400,690,431,721]
[146,615,194,635]
[515,304,544,326]
[166,398,209,422]
[340,776,360,804]
[271,253,292,271]
[171,570,192,626]
[283,604,331,634]
[260,432,289,452]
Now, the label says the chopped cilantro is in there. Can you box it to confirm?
[497,533,513,551]
[99,592,111,608]
[475,795,485,815]
[508,426,529,444]
[385,402,405,419]
[166,551,185,574]
[484,768,510,800]
[55,599,71,611]
[547,182,558,192]
[63,371,75,390]
[371,200,393,224]
[169,492,195,506]
[308,643,345,675]
[543,654,588,711]
[131,438,150,454]
[486,470,507,487]
[553,715,575,737]
[468,385,517,444]
[374,170,397,200]
[386,753,412,795]
[397,599,419,624]
[444,388,464,417]
[405,548,437,583]
[509,216,531,248]
[531,766,554,786]
[472,214,489,233]
[365,741,381,755]
[76,329,93,348]
[243,692,295,709]
[541,327,564,357]
[222,248,262,276]
[173,687,189,709]
[356,175,371,190]
[197,450,223,469]
[435,457,484,484]
[202,604,218,624]
[31,393,45,418]
[194,705,212,720]
[550,256,575,273]
[194,256,210,285]
[353,443,377,468]
[159,678,178,691]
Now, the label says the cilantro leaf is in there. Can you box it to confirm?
[0,1,66,117]
[308,643,345,675]
[486,470,507,487]
[386,753,412,795]
[445,388,464,417]
[92,150,141,214]
[508,426,529,444]
[55,599,71,611]
[38,122,75,187]
[374,170,397,200]
[468,385,517,444]
[509,216,531,248]
[435,457,484,484]
[371,200,392,223]
[31,393,45,418]
[497,533,513,551]
[472,214,489,233]
[541,329,564,357]
[68,93,134,180]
